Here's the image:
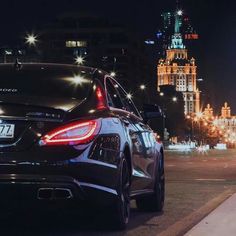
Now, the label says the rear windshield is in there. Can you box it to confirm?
[0,65,94,100]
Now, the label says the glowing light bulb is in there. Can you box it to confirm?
[177,10,183,16]
[25,34,38,46]
[75,56,85,65]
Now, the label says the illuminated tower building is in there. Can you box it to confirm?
[221,102,231,118]
[203,104,214,118]
[157,9,200,115]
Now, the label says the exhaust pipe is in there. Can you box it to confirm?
[37,188,73,200]
[37,188,53,200]
[54,188,73,199]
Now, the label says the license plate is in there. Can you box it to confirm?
[0,124,15,138]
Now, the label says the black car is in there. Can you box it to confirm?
[0,63,164,229]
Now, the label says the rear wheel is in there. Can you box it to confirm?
[110,156,131,229]
[136,155,165,212]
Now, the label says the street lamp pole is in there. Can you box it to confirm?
[3,51,6,63]
[187,115,194,141]
[159,93,178,142]
[162,111,166,141]
[191,119,194,140]
[139,84,149,103]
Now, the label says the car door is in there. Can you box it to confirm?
[109,79,157,192]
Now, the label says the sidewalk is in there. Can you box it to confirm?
[185,193,236,236]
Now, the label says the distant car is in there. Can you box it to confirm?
[0,63,165,229]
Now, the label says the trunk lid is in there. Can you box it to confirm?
[0,63,94,152]
[0,100,68,152]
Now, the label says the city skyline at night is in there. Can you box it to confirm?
[0,0,236,111]
[157,8,200,115]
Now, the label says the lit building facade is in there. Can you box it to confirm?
[221,102,231,118]
[203,104,214,118]
[203,103,236,144]
[157,10,200,115]
[214,103,236,132]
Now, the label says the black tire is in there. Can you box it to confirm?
[110,156,131,230]
[136,155,165,212]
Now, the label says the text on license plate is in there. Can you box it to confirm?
[0,124,15,138]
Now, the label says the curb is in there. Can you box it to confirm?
[157,189,234,236]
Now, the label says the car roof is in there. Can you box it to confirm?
[0,62,106,77]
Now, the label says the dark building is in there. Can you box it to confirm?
[38,13,154,106]
[147,84,185,140]
[0,46,38,63]
[159,85,185,139]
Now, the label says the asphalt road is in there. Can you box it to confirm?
[2,149,236,236]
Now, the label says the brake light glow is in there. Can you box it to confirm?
[40,120,101,146]
[96,86,106,110]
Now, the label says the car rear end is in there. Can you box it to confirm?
[0,63,120,205]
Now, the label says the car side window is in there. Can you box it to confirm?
[112,80,141,118]
[106,78,123,109]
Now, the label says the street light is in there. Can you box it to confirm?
[213,119,218,126]
[196,112,203,119]
[172,97,177,102]
[75,56,85,65]
[25,33,38,46]
[160,96,178,143]
[140,84,146,90]
[197,78,204,82]
[194,112,204,144]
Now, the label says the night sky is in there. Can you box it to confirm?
[0,0,236,112]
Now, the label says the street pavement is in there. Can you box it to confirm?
[1,149,236,236]
[185,193,236,236]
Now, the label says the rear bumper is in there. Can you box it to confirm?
[0,174,118,205]
[0,156,120,205]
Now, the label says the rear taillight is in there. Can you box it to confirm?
[40,120,101,146]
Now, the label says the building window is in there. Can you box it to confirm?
[77,41,87,47]
[66,41,87,48]
[66,41,76,48]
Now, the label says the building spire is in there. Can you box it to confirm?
[176,0,179,10]
[169,1,185,49]
[175,0,184,33]
[175,11,181,33]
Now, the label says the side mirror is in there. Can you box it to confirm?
[141,104,163,122]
